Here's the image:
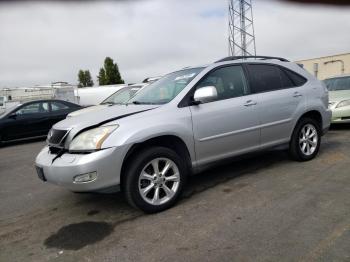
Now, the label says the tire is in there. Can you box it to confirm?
[289,117,321,162]
[123,146,187,213]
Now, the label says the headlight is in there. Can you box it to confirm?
[69,124,118,151]
[336,99,350,108]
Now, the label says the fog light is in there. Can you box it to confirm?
[73,172,98,183]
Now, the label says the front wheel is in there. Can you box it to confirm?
[123,147,187,213]
[289,118,321,161]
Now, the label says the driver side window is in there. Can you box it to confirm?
[196,65,249,103]
[16,102,49,115]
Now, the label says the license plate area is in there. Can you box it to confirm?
[36,166,47,182]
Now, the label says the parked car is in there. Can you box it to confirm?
[74,84,127,106]
[0,99,81,143]
[67,84,146,118]
[324,75,350,123]
[35,56,331,213]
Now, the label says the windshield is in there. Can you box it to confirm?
[324,76,350,91]
[128,68,204,105]
[0,109,6,117]
[101,87,141,105]
[0,104,19,118]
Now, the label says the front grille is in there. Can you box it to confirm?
[49,146,63,155]
[47,129,68,145]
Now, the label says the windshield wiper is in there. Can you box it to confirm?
[101,102,114,105]
[131,101,145,105]
[128,101,161,105]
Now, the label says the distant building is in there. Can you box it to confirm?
[296,53,350,80]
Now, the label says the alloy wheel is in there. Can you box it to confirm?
[299,123,318,156]
[138,158,180,206]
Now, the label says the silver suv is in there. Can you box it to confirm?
[35,56,332,213]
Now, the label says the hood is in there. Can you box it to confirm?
[67,104,110,117]
[329,90,350,102]
[53,104,159,142]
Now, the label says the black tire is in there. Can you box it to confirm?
[289,117,321,162]
[123,146,187,213]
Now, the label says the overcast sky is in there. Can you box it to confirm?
[0,0,349,88]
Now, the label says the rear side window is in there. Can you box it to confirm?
[247,64,306,94]
[51,102,69,111]
[279,69,295,88]
[247,64,283,93]
[283,69,307,87]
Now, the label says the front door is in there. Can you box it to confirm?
[190,65,260,166]
[6,101,50,140]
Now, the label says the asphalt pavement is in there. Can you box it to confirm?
[0,126,349,262]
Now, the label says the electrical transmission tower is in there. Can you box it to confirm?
[228,0,256,56]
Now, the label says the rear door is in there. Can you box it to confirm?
[246,64,307,147]
[190,65,260,165]
[49,101,73,128]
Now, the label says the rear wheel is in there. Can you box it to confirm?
[123,147,187,213]
[289,117,321,161]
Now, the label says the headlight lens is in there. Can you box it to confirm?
[336,99,350,108]
[69,125,118,151]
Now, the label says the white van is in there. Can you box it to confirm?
[74,85,127,106]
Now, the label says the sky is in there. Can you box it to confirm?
[0,0,349,88]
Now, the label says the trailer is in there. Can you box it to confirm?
[0,82,77,110]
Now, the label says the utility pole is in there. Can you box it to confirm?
[228,0,256,56]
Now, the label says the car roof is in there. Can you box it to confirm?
[18,99,78,106]
[215,56,289,63]
[182,56,292,70]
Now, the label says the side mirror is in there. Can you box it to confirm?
[8,113,17,119]
[193,86,218,104]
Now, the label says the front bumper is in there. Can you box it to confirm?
[330,106,350,123]
[35,146,126,192]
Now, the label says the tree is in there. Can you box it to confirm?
[98,57,124,86]
[97,68,107,86]
[78,70,94,88]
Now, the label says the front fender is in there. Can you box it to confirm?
[101,107,196,165]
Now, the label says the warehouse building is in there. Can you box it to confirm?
[296,53,350,80]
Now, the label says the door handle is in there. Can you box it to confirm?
[244,100,257,107]
[293,92,303,98]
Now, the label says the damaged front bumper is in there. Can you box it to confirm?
[35,146,126,193]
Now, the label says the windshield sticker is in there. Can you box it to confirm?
[175,73,196,81]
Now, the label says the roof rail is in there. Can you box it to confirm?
[215,56,290,63]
